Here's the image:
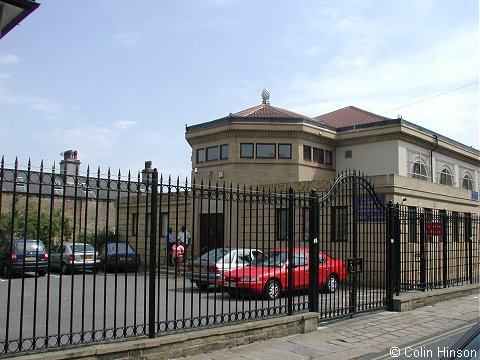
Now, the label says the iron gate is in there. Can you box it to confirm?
[308,171,393,319]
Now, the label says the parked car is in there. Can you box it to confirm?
[0,239,48,278]
[186,248,266,290]
[218,248,347,300]
[49,243,101,274]
[99,242,141,272]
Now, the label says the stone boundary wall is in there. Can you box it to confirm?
[19,313,319,360]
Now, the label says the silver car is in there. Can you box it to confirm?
[49,243,100,274]
[186,248,266,290]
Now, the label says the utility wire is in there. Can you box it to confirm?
[381,81,479,115]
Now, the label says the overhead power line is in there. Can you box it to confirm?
[381,81,479,115]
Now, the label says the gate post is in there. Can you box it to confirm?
[386,201,396,311]
[308,190,319,313]
[441,210,448,288]
[148,169,158,338]
[287,187,294,316]
[420,213,426,291]
[465,213,473,284]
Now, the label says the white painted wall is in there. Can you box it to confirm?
[335,140,399,176]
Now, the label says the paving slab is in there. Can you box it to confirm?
[178,293,479,360]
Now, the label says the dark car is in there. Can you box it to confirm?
[0,239,48,278]
[100,242,141,272]
[219,248,347,300]
[49,243,101,274]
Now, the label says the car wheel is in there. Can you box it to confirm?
[325,275,338,293]
[60,262,69,275]
[196,282,209,291]
[264,279,280,300]
[38,270,46,277]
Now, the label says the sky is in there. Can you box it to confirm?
[1,0,478,182]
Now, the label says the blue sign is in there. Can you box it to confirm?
[356,195,386,222]
[472,191,479,201]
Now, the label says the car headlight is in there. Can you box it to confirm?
[240,277,260,282]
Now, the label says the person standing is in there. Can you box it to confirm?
[165,227,175,266]
[178,225,191,262]
[170,239,185,277]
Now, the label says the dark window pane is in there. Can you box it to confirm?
[303,145,311,161]
[313,148,324,163]
[325,150,332,165]
[206,146,219,161]
[331,206,347,242]
[278,144,291,159]
[196,148,205,163]
[256,144,276,158]
[240,143,254,158]
[220,144,228,160]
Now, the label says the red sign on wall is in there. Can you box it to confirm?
[426,222,443,236]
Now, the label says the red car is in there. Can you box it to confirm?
[218,248,347,300]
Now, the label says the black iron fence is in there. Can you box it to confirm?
[0,158,478,356]
[395,206,479,292]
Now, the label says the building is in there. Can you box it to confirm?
[0,0,40,39]
[185,89,479,213]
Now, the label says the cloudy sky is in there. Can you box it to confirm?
[1,0,478,181]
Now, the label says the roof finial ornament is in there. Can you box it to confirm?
[261,88,270,105]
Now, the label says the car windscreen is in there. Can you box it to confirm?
[255,252,287,267]
[73,244,95,252]
[107,243,134,253]
[200,248,229,262]
[15,241,45,253]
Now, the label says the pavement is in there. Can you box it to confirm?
[177,292,480,360]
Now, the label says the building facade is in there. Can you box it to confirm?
[185,90,479,213]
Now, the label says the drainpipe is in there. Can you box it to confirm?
[430,135,438,182]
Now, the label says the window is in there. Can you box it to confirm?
[278,144,292,159]
[220,144,228,160]
[462,173,474,190]
[464,213,472,243]
[452,212,459,242]
[325,150,332,165]
[256,143,276,158]
[313,148,324,163]
[345,150,352,159]
[160,213,168,239]
[276,209,288,241]
[439,167,454,186]
[240,143,254,158]
[303,145,311,161]
[303,207,310,242]
[411,160,429,180]
[331,206,347,242]
[196,148,205,163]
[424,208,433,243]
[292,252,308,266]
[132,213,139,236]
[408,207,417,243]
[206,146,219,161]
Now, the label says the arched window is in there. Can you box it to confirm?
[411,159,428,180]
[439,166,454,186]
[462,173,474,190]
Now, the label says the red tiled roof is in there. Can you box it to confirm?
[233,104,312,119]
[314,106,390,128]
